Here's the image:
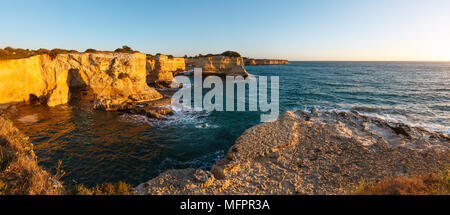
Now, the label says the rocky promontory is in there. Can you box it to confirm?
[0,52,163,110]
[146,54,186,88]
[186,56,248,77]
[134,110,449,195]
[244,58,289,65]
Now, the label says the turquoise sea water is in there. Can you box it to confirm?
[9,62,450,186]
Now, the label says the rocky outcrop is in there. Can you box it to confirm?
[146,55,185,88]
[244,58,289,65]
[186,56,248,77]
[116,97,173,119]
[134,110,449,195]
[0,53,163,110]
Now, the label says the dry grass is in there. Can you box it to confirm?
[348,169,450,195]
[0,116,64,195]
[70,181,132,195]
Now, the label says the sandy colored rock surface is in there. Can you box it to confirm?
[146,55,185,88]
[186,56,248,77]
[134,110,449,195]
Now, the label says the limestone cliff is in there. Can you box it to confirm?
[0,53,162,110]
[146,55,185,88]
[244,58,289,65]
[186,56,248,77]
[134,110,449,195]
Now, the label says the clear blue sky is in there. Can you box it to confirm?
[1,0,449,61]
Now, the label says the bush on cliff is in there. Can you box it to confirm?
[114,45,138,53]
[85,48,99,53]
[48,49,75,59]
[0,47,83,60]
[35,48,50,55]
[0,47,34,60]
[221,51,241,57]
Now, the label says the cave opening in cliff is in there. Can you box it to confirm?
[67,69,94,105]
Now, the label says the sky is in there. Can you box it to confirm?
[1,0,450,61]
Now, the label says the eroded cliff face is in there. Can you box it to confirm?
[0,53,163,110]
[146,55,185,88]
[134,110,449,195]
[186,56,248,77]
[244,58,289,65]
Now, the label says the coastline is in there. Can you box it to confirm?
[133,109,449,194]
[1,106,449,194]
[0,51,448,195]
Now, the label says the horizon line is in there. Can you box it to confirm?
[287,60,450,62]
[2,45,449,63]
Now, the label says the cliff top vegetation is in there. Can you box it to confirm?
[187,50,242,59]
[0,46,140,60]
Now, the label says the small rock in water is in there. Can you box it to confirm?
[18,114,39,123]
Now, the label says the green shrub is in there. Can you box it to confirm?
[114,45,136,53]
[85,48,99,53]
[49,49,70,59]
[0,47,34,60]
[221,51,241,57]
[35,48,50,55]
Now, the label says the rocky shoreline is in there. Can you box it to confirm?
[1,106,448,195]
[133,110,449,195]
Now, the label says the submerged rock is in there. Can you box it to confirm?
[116,97,173,119]
[134,110,449,195]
